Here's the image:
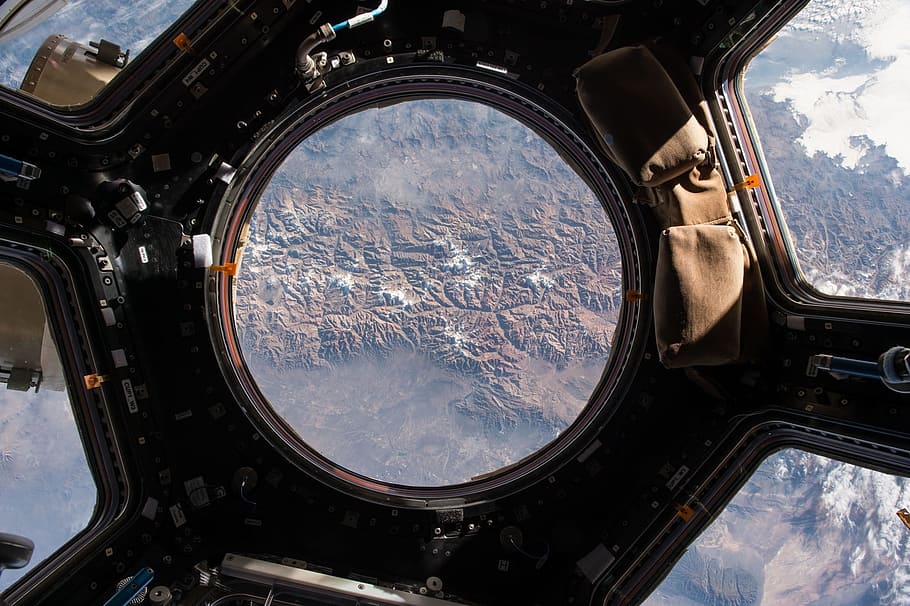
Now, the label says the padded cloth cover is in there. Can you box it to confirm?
[576,42,768,367]
[654,224,744,366]
[637,163,730,229]
[576,45,710,187]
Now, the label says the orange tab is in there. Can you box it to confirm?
[675,503,694,521]
[625,290,648,302]
[84,373,108,389]
[210,262,238,276]
[898,508,910,530]
[729,174,760,193]
[173,33,192,52]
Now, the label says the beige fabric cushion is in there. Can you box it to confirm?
[654,224,744,367]
[636,163,731,229]
[576,45,710,187]
[576,41,768,368]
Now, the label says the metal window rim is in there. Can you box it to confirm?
[205,64,650,507]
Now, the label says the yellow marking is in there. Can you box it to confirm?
[675,503,694,521]
[728,174,760,193]
[210,263,238,276]
[83,373,108,389]
[173,33,192,53]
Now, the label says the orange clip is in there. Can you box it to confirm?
[210,262,238,276]
[729,174,760,194]
[675,503,694,522]
[84,373,108,389]
[898,508,910,530]
[625,290,648,302]
[173,33,193,52]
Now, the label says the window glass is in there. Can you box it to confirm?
[743,0,910,300]
[0,0,196,105]
[234,98,623,487]
[0,264,96,592]
[644,449,910,605]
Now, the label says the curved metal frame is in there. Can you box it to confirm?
[205,63,650,507]
[712,0,910,320]
[0,235,128,604]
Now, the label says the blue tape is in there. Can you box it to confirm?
[103,567,155,606]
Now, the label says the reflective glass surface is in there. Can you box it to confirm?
[235,98,623,486]
[0,265,96,593]
[644,449,910,605]
[0,0,196,103]
[744,0,910,300]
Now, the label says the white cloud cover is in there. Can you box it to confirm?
[771,0,910,174]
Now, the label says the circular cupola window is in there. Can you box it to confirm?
[214,74,642,497]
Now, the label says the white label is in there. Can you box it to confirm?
[138,245,149,264]
[141,497,158,520]
[347,12,374,28]
[476,61,508,75]
[666,465,690,490]
[122,379,138,413]
[182,58,211,86]
[577,439,602,463]
[101,307,116,326]
[112,348,128,368]
[169,503,186,527]
[175,410,193,421]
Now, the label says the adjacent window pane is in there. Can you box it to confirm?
[0,265,96,593]
[235,98,623,487]
[0,0,196,105]
[743,0,910,300]
[644,449,910,605]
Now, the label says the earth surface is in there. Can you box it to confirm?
[2,0,910,601]
[234,97,622,486]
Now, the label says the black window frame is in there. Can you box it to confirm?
[205,63,652,507]
[0,0,216,129]
[617,425,910,604]
[0,237,127,603]
[710,0,910,319]
[596,2,910,600]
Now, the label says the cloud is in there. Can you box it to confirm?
[770,0,910,175]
